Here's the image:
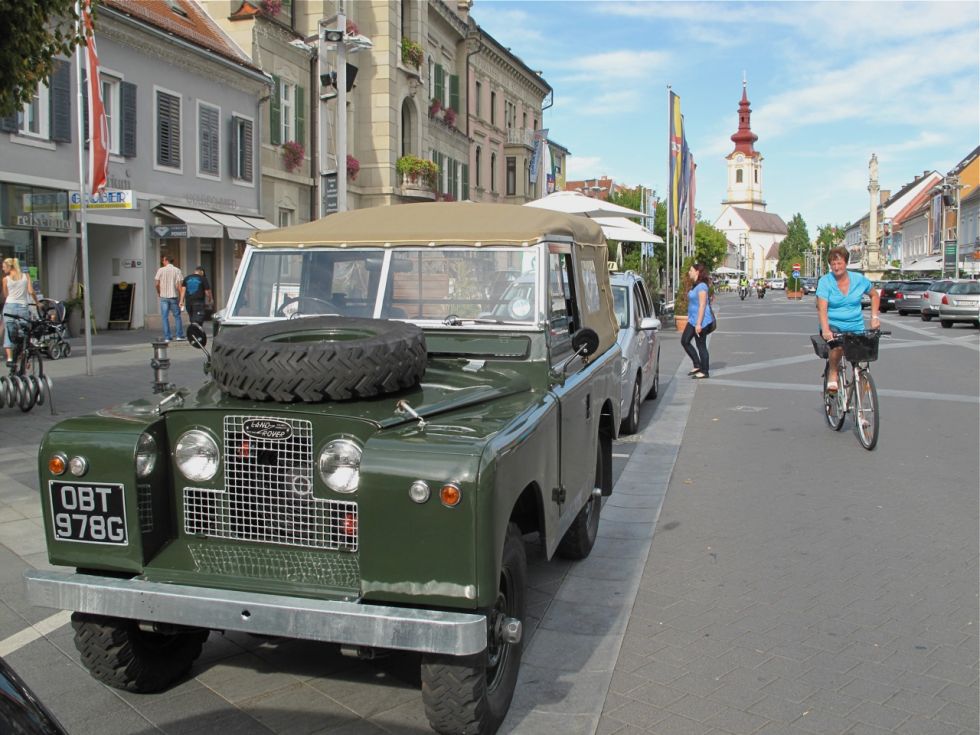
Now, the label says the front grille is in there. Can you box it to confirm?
[182,415,358,551]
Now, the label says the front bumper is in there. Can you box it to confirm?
[25,570,487,656]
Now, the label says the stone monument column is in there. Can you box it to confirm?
[865,154,885,276]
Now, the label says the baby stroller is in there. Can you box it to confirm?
[34,299,72,359]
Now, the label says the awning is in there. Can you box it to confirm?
[154,206,276,240]
[155,205,223,238]
[904,255,944,272]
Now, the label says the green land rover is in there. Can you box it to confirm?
[26,202,622,734]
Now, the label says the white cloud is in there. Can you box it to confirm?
[566,156,604,179]
[548,49,671,82]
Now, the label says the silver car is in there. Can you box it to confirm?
[610,271,661,434]
[938,280,980,328]
[920,279,954,321]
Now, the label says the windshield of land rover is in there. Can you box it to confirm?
[230,247,538,323]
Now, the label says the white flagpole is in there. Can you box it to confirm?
[666,84,672,304]
[74,0,94,376]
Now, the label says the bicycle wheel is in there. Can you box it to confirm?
[823,362,845,430]
[853,368,879,450]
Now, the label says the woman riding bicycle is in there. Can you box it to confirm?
[816,247,880,391]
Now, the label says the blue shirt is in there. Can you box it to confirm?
[816,271,871,332]
[687,282,714,327]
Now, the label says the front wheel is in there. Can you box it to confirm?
[853,369,880,450]
[621,376,641,435]
[823,363,845,431]
[921,313,931,322]
[940,320,952,328]
[421,523,526,735]
[71,613,209,692]
[556,441,605,560]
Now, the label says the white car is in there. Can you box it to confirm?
[610,271,661,434]
[769,278,786,290]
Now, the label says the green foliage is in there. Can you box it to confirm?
[815,224,845,267]
[400,37,424,69]
[778,213,811,275]
[786,274,802,291]
[0,0,84,117]
[674,256,695,317]
[693,221,727,271]
[396,155,437,187]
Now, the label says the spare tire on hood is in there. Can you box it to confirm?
[211,317,426,402]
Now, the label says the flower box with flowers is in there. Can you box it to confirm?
[281,141,305,172]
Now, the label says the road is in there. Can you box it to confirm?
[1,294,977,734]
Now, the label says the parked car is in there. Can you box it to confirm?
[878,280,907,312]
[894,281,932,315]
[0,655,67,734]
[920,279,955,321]
[860,280,884,309]
[938,280,980,327]
[769,278,785,290]
[610,271,661,434]
[801,277,818,295]
[25,203,624,735]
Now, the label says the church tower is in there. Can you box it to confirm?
[722,80,766,211]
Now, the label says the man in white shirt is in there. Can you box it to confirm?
[154,255,185,341]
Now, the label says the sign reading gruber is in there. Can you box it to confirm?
[69,190,134,210]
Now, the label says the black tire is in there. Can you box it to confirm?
[71,613,208,693]
[647,350,660,399]
[62,342,72,358]
[853,369,879,450]
[556,441,604,560]
[621,375,641,435]
[921,313,931,322]
[48,342,63,359]
[823,364,845,431]
[211,316,426,402]
[421,523,526,735]
[940,320,952,328]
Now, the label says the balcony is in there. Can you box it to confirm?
[506,128,536,147]
[399,173,436,201]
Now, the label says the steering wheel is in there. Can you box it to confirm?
[275,296,343,318]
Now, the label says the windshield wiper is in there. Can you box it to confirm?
[442,314,510,326]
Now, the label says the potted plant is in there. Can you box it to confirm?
[428,97,442,118]
[401,38,424,69]
[346,153,360,181]
[674,271,693,332]
[259,0,282,17]
[786,273,803,299]
[443,106,457,128]
[281,140,304,173]
[396,155,438,188]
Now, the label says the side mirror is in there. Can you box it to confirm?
[571,327,600,358]
[640,317,661,331]
[186,323,207,349]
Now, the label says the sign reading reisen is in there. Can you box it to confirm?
[69,189,134,210]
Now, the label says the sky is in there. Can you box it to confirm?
[473,0,980,233]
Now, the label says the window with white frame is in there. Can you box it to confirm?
[270,76,304,147]
[231,114,253,183]
[18,82,50,138]
[278,207,293,228]
[101,76,120,154]
[280,80,293,142]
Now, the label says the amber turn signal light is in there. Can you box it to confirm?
[440,483,461,507]
[48,454,67,476]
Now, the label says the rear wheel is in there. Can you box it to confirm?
[421,523,526,735]
[72,613,208,692]
[853,369,880,450]
[921,313,931,322]
[823,363,845,431]
[940,320,952,328]
[646,350,660,399]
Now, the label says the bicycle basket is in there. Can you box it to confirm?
[842,332,879,362]
[810,334,829,359]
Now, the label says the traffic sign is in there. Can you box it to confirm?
[792,263,801,270]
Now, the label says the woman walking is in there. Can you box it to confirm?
[3,258,40,367]
[681,262,716,379]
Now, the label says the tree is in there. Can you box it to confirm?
[778,213,810,275]
[0,0,84,118]
[815,223,845,269]
[693,220,727,272]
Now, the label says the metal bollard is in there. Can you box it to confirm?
[150,341,175,394]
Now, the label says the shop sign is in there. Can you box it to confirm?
[151,224,188,239]
[16,214,71,232]
[69,189,134,210]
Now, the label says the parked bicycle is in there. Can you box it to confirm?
[1,313,54,412]
[812,329,889,450]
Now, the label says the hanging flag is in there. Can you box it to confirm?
[668,92,683,234]
[82,0,109,195]
[688,156,697,243]
[528,128,549,184]
[678,118,691,242]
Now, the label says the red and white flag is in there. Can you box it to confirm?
[82,0,108,195]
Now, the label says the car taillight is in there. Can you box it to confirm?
[941,295,949,305]
[896,292,903,299]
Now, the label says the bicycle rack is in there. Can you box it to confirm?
[0,373,54,414]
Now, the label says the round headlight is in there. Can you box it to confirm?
[175,430,219,482]
[68,456,88,477]
[136,433,157,478]
[318,439,361,493]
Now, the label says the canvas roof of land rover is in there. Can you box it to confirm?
[230,202,619,355]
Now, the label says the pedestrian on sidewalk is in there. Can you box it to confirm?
[179,266,213,326]
[2,257,40,367]
[154,255,185,341]
[681,262,716,379]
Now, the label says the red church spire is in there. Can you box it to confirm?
[730,80,758,156]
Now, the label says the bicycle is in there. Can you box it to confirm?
[812,329,889,450]
[2,313,54,412]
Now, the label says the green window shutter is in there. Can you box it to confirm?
[270,75,281,145]
[199,105,219,175]
[229,117,239,179]
[295,85,305,146]
[241,118,253,182]
[120,82,136,157]
[50,59,72,142]
[434,65,445,105]
[462,163,469,201]
[449,74,459,113]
